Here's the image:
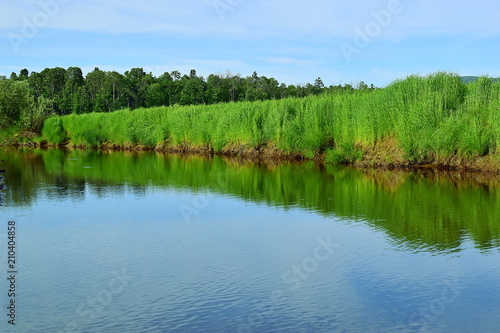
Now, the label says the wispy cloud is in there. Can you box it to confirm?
[3,1,499,38]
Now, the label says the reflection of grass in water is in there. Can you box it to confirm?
[1,148,499,252]
[40,73,500,164]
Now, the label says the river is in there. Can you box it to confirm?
[0,148,499,332]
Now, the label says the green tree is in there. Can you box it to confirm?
[158,72,174,106]
[60,67,85,114]
[70,86,89,114]
[124,68,152,109]
[0,80,35,129]
[206,74,229,104]
[86,67,107,112]
[279,83,287,99]
[40,67,66,113]
[171,70,181,81]
[314,77,325,94]
[105,71,128,111]
[227,72,242,102]
[28,71,44,98]
[285,84,298,98]
[20,96,52,133]
[145,71,175,107]
[357,81,368,90]
[179,72,205,105]
[19,69,29,80]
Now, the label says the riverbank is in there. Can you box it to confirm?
[4,137,500,173]
[2,72,500,173]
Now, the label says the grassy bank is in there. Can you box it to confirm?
[38,72,500,171]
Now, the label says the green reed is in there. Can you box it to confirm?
[41,72,500,163]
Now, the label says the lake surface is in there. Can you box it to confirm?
[0,148,499,333]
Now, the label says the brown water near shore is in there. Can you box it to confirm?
[3,134,500,174]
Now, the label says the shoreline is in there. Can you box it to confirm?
[3,72,500,175]
[3,138,499,175]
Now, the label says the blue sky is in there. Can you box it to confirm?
[1,0,499,86]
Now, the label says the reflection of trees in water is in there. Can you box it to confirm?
[0,157,4,205]
[0,148,50,206]
[0,175,4,206]
[1,148,499,252]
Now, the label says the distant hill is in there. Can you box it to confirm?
[460,76,500,84]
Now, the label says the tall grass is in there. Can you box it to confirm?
[41,72,500,163]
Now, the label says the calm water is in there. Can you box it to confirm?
[0,148,499,333]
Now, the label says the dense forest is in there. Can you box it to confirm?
[0,67,376,133]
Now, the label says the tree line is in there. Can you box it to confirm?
[0,67,376,132]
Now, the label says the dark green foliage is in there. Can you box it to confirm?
[20,96,53,133]
[3,67,360,118]
[0,80,34,129]
[0,79,55,133]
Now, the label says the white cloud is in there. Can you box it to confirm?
[1,0,499,39]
